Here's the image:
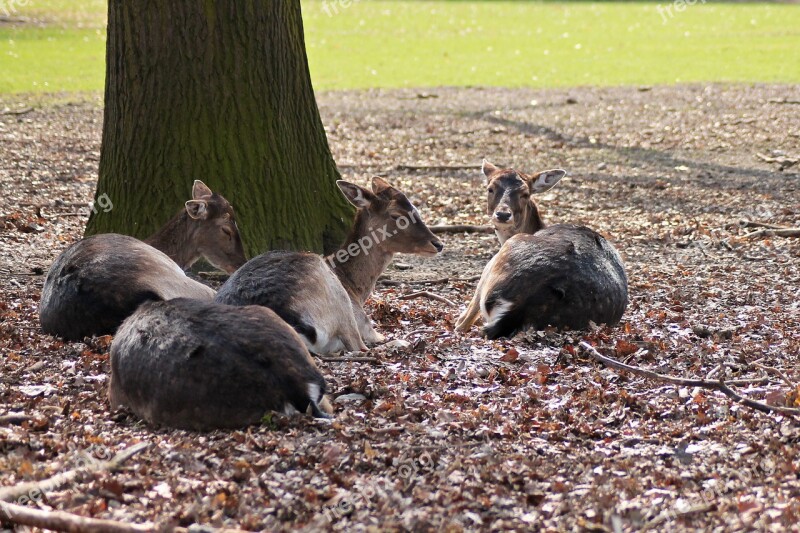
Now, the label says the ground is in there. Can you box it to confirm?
[1,84,800,531]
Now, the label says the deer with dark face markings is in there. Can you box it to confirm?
[39,181,246,341]
[483,159,566,244]
[215,177,443,353]
[109,298,332,430]
[455,161,627,339]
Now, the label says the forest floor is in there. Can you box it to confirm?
[1,84,800,532]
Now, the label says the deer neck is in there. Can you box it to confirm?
[328,212,394,306]
[518,202,546,236]
[143,211,199,270]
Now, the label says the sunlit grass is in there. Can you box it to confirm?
[0,1,798,94]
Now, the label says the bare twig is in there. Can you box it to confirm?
[429,224,494,234]
[744,228,800,239]
[0,442,149,504]
[197,271,229,282]
[0,502,154,533]
[0,106,34,116]
[0,413,32,425]
[768,98,800,105]
[316,356,378,363]
[39,207,86,219]
[398,290,457,307]
[379,275,481,287]
[755,152,799,171]
[578,342,800,417]
[729,220,787,230]
[395,164,481,172]
[752,363,795,389]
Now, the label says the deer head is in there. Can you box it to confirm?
[482,160,566,244]
[183,180,246,273]
[336,177,443,256]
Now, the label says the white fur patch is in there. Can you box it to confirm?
[307,382,321,403]
[283,403,300,416]
[482,298,514,329]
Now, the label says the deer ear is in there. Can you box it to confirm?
[337,181,377,209]
[529,169,566,193]
[482,159,499,180]
[371,176,393,195]
[185,199,210,220]
[192,180,213,199]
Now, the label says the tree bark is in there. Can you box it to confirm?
[86,0,353,255]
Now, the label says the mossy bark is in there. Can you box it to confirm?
[86,0,353,256]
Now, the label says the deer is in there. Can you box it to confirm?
[108,298,333,430]
[39,181,246,341]
[215,177,444,353]
[454,160,628,339]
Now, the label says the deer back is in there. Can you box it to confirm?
[39,234,215,340]
[108,298,331,430]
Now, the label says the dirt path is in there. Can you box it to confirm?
[1,84,799,531]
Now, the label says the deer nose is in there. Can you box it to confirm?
[495,212,512,223]
[432,240,444,253]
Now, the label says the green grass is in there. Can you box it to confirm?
[1,1,798,94]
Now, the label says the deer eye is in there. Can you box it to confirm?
[221,226,234,238]
[488,188,494,194]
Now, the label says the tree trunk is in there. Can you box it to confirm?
[86,0,353,256]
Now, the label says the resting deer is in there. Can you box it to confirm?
[39,181,246,340]
[454,161,627,339]
[109,298,333,430]
[215,177,443,353]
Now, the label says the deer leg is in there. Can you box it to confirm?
[455,290,483,332]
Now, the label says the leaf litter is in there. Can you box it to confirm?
[1,84,799,531]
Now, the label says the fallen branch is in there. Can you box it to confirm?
[197,271,229,282]
[579,342,800,417]
[752,363,795,389]
[0,501,153,533]
[395,164,481,172]
[728,220,787,230]
[0,442,149,504]
[316,356,378,363]
[398,290,457,307]
[429,224,493,234]
[0,106,34,116]
[379,275,481,287]
[755,152,799,171]
[743,228,800,239]
[0,413,32,426]
[768,98,800,105]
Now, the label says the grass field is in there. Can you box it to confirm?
[1,1,799,93]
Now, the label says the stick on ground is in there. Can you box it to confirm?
[0,442,149,504]
[578,342,800,417]
[399,290,458,307]
[429,225,494,234]
[0,501,154,533]
[744,228,800,239]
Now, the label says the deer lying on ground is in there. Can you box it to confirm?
[454,160,627,339]
[109,298,333,430]
[39,181,246,340]
[215,177,443,353]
